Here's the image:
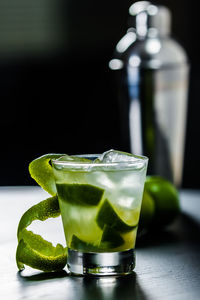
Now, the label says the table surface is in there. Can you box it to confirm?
[0,187,200,300]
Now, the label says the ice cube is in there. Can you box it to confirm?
[57,155,92,163]
[57,155,75,162]
[86,171,115,190]
[99,149,139,163]
[117,195,137,209]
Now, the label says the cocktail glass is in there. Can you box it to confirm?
[52,150,148,276]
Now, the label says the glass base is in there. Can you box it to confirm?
[67,248,135,276]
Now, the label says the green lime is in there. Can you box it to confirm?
[56,183,104,206]
[70,235,99,252]
[70,225,124,252]
[17,231,67,272]
[139,190,155,232]
[29,154,64,196]
[17,196,60,239]
[16,196,67,272]
[96,199,138,233]
[145,176,180,227]
[100,225,124,249]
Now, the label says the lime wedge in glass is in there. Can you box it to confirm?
[70,235,100,252]
[100,225,124,249]
[70,224,124,252]
[56,183,104,206]
[96,199,138,233]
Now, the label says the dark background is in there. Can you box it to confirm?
[0,0,199,188]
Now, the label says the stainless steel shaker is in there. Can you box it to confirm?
[109,1,189,187]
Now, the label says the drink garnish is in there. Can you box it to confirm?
[100,225,124,249]
[96,199,138,233]
[16,154,67,272]
[29,154,64,196]
[56,183,104,206]
[70,225,124,252]
[16,195,67,271]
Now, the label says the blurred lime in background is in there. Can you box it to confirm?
[139,176,180,233]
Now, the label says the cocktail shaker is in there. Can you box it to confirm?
[109,1,189,187]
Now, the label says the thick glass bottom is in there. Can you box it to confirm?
[67,248,135,276]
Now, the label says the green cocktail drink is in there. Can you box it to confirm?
[16,150,179,274]
[52,150,148,275]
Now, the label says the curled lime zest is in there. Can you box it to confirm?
[16,230,67,272]
[17,196,60,240]
[29,154,64,196]
[16,196,67,272]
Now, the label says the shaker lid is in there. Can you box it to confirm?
[129,1,171,37]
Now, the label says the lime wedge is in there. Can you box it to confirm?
[16,196,67,272]
[70,235,99,252]
[56,183,104,206]
[100,225,124,249]
[96,199,138,233]
[29,154,64,196]
[70,225,124,252]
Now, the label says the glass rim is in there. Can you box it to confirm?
[52,153,148,171]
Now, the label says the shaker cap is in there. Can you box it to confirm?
[129,1,171,37]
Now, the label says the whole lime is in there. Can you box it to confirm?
[144,176,180,228]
